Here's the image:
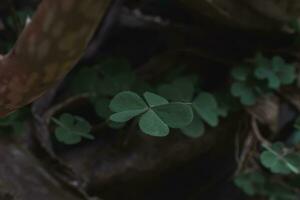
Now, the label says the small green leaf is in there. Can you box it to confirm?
[157,77,194,102]
[139,109,169,137]
[231,82,257,106]
[53,113,94,145]
[192,92,219,127]
[181,114,205,138]
[260,143,300,174]
[109,91,148,123]
[143,92,169,107]
[255,66,280,89]
[0,108,28,135]
[153,103,193,128]
[231,66,251,81]
[254,55,296,89]
[109,91,148,112]
[234,171,266,196]
[278,64,296,85]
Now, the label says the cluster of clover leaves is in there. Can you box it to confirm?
[48,53,298,145]
[235,118,300,200]
[1,7,300,200]
[231,53,299,200]
[47,55,300,200]
[51,59,228,144]
[231,53,296,106]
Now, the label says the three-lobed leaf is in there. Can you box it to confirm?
[254,55,296,89]
[109,91,148,122]
[231,82,257,106]
[109,91,194,136]
[53,113,94,145]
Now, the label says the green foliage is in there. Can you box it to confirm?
[63,54,296,144]
[70,59,135,96]
[52,113,94,145]
[65,54,295,142]
[157,77,226,137]
[230,54,296,106]
[109,91,148,122]
[192,92,220,127]
[108,72,227,138]
[157,77,194,102]
[230,66,259,106]
[180,115,205,138]
[68,60,230,139]
[234,171,266,196]
[260,143,300,175]
[0,109,27,134]
[254,55,296,89]
[139,109,169,137]
[109,91,193,136]
[236,117,300,199]
[235,171,299,200]
[231,81,257,106]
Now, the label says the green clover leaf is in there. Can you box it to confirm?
[231,66,251,81]
[254,55,296,90]
[109,91,148,122]
[234,171,266,196]
[158,77,195,102]
[53,113,94,145]
[109,91,193,137]
[260,142,300,174]
[181,114,205,138]
[231,82,257,106]
[0,111,24,134]
[192,92,220,127]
